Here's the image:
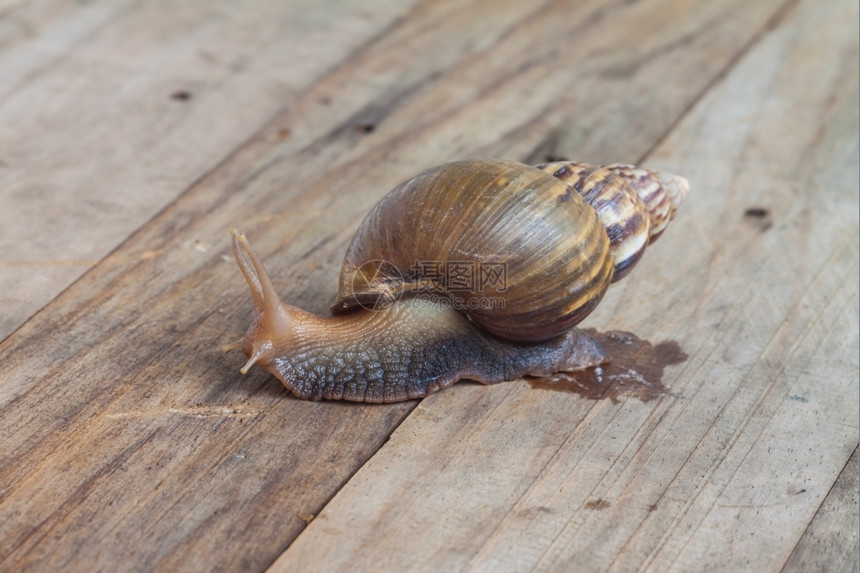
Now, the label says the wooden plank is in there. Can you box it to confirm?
[783,447,859,572]
[269,0,859,571]
[0,0,809,570]
[0,0,418,339]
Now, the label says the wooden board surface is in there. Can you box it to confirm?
[0,0,856,571]
[0,0,418,338]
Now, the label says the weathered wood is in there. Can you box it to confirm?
[783,447,859,573]
[269,0,859,571]
[0,0,853,571]
[0,0,418,339]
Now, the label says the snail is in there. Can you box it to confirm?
[223,159,688,403]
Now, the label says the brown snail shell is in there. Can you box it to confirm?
[223,159,688,402]
[332,160,613,342]
[333,159,688,340]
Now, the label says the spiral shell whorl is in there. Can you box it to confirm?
[602,163,689,242]
[539,161,689,281]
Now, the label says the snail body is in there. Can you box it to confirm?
[224,159,688,402]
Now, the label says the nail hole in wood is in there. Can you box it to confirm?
[744,207,769,218]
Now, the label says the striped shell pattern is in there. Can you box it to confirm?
[332,159,688,343]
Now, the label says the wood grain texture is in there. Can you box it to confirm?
[269,0,859,571]
[783,447,859,573]
[0,0,417,339]
[0,0,855,571]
